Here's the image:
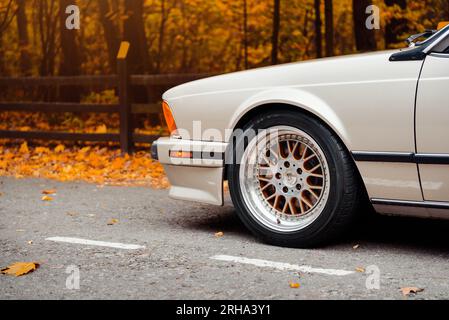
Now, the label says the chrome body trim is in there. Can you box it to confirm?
[352,151,449,165]
[372,198,449,219]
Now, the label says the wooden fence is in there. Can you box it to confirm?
[0,42,213,153]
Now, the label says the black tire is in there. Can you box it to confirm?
[227,110,364,248]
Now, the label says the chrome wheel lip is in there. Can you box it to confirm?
[239,126,331,233]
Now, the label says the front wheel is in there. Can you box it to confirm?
[228,111,363,248]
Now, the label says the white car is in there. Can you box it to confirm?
[152,25,449,247]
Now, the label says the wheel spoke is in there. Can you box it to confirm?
[258,166,274,177]
[273,195,281,209]
[299,199,306,214]
[266,193,277,201]
[308,189,320,200]
[309,164,322,173]
[301,146,309,160]
[308,172,324,178]
[301,195,314,209]
[258,177,272,183]
[288,141,299,156]
[291,141,299,157]
[282,201,289,214]
[288,201,296,215]
[304,153,316,162]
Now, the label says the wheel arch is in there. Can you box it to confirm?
[227,88,351,151]
[231,102,351,156]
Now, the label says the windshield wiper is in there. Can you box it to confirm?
[406,30,437,47]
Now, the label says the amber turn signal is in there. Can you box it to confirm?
[162,101,177,134]
[169,150,193,159]
[437,21,449,30]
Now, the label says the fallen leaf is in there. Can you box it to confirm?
[107,218,119,225]
[80,146,91,153]
[215,231,224,238]
[54,144,65,153]
[95,124,108,134]
[400,287,424,296]
[111,157,125,170]
[353,244,360,250]
[1,262,40,277]
[66,212,78,217]
[27,240,33,245]
[289,282,301,289]
[41,195,53,201]
[35,147,50,154]
[42,189,57,195]
[355,267,366,273]
[19,142,29,154]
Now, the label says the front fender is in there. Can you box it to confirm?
[228,87,351,149]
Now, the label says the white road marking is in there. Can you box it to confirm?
[211,255,354,276]
[46,237,145,250]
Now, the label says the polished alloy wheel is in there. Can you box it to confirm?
[239,126,330,232]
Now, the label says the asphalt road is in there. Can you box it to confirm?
[1,176,449,300]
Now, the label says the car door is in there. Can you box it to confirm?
[416,33,449,202]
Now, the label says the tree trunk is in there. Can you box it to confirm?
[99,0,120,73]
[384,0,408,48]
[38,0,58,77]
[16,0,31,75]
[59,0,81,101]
[0,0,16,37]
[271,0,280,65]
[314,0,322,58]
[324,0,334,56]
[123,0,151,74]
[353,0,377,51]
[0,34,5,76]
[59,0,81,76]
[243,0,249,69]
[156,0,166,73]
[59,0,81,102]
[0,0,16,75]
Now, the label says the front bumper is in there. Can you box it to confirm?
[154,137,228,206]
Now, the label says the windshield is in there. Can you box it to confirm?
[416,24,449,46]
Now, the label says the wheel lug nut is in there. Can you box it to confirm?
[276,173,282,179]
[283,187,289,193]
[284,162,291,168]
[296,184,302,191]
[297,168,303,174]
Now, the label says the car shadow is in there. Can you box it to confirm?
[182,205,256,241]
[348,213,449,253]
[182,202,449,254]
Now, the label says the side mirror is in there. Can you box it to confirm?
[437,21,449,30]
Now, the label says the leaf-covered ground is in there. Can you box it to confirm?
[0,141,169,189]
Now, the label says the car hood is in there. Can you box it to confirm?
[163,50,400,101]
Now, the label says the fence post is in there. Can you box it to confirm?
[117,41,132,154]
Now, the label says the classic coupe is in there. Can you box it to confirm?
[152,24,449,247]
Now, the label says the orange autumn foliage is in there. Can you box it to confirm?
[0,142,169,189]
